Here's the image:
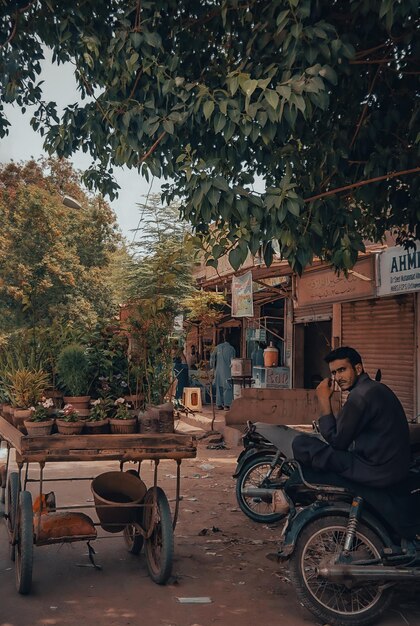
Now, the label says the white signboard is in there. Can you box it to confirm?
[377,241,420,296]
[266,367,290,388]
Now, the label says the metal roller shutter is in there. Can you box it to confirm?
[294,302,333,323]
[342,294,415,419]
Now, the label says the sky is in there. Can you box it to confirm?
[0,50,160,241]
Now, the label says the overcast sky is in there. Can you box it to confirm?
[0,50,160,241]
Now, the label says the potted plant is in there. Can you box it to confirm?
[57,344,91,416]
[109,398,137,434]
[84,399,109,434]
[24,398,55,436]
[56,404,84,435]
[5,368,50,431]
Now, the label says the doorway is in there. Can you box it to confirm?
[294,320,332,388]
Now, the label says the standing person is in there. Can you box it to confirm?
[292,346,411,487]
[186,344,198,370]
[172,341,189,404]
[210,334,236,410]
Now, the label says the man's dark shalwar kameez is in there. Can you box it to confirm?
[292,373,411,487]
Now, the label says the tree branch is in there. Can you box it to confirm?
[139,131,166,163]
[350,64,382,149]
[128,68,143,100]
[304,167,420,204]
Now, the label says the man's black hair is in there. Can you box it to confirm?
[325,346,362,367]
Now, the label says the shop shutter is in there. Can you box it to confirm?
[294,302,333,324]
[342,294,415,419]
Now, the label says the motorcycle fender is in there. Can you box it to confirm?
[232,448,274,478]
[279,501,393,558]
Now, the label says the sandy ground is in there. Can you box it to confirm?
[1,439,419,626]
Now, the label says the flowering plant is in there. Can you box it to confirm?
[57,404,80,422]
[28,397,54,422]
[112,397,132,420]
[88,398,109,422]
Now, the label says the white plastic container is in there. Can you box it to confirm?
[231,358,252,377]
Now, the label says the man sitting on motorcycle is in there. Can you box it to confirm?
[292,346,411,487]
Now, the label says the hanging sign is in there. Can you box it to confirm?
[377,241,420,296]
[232,271,254,317]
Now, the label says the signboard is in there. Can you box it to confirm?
[173,314,184,332]
[252,366,290,388]
[266,367,290,388]
[296,257,374,306]
[246,328,267,341]
[232,270,254,317]
[253,275,290,292]
[377,241,420,296]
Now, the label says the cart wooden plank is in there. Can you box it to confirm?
[0,417,197,463]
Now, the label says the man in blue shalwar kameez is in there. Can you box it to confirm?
[210,336,236,410]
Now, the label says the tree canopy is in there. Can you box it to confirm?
[1,1,419,273]
[0,158,123,335]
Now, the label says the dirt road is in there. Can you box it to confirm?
[1,440,419,626]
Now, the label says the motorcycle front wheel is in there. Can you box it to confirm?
[235,455,286,523]
[288,515,393,626]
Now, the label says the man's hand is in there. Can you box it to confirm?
[316,377,334,416]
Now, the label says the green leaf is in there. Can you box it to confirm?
[264,90,279,110]
[203,100,215,120]
[223,120,235,143]
[227,75,239,96]
[276,9,289,26]
[163,119,174,134]
[319,65,337,85]
[286,198,300,216]
[213,177,229,192]
[83,53,94,69]
[131,32,142,48]
[277,85,291,100]
[144,31,162,48]
[214,113,226,134]
[229,246,246,270]
[242,79,259,97]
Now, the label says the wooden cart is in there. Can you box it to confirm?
[0,416,197,595]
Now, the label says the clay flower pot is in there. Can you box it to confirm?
[109,417,137,434]
[12,408,32,432]
[83,419,109,435]
[63,396,91,412]
[24,419,54,437]
[56,419,84,435]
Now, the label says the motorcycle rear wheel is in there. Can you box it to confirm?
[288,515,393,626]
[235,455,286,523]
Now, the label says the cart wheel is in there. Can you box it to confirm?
[15,491,34,595]
[6,472,19,561]
[123,523,144,555]
[143,487,174,584]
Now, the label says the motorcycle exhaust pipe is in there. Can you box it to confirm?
[318,564,420,583]
[241,487,274,500]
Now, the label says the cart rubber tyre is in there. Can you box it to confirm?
[124,523,144,555]
[236,455,285,523]
[288,515,393,626]
[15,490,34,595]
[6,472,19,561]
[143,487,174,584]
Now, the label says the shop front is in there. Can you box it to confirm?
[294,256,375,390]
[374,242,420,420]
[294,247,419,421]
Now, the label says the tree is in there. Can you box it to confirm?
[0,158,124,336]
[1,1,419,273]
[121,195,195,405]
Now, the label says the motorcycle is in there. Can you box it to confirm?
[233,421,298,522]
[234,421,420,626]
